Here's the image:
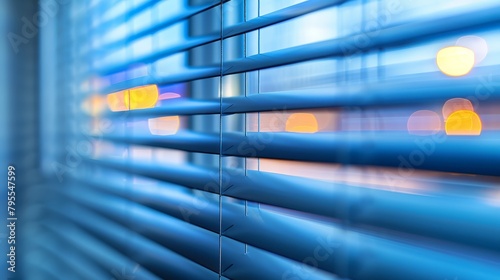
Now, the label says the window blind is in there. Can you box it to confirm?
[36,0,500,279]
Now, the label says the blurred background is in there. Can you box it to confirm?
[1,0,500,279]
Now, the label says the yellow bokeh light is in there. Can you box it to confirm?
[285,113,319,133]
[106,84,159,111]
[124,84,159,110]
[442,98,474,119]
[445,110,482,136]
[407,110,442,135]
[436,46,475,77]
[148,116,180,135]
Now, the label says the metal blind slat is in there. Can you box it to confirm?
[48,202,219,280]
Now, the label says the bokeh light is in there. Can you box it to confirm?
[445,110,482,135]
[442,98,474,119]
[285,113,319,133]
[157,92,182,107]
[158,92,182,100]
[148,116,180,135]
[146,91,182,135]
[106,90,128,111]
[436,46,475,76]
[407,110,442,135]
[106,84,159,111]
[124,84,159,110]
[81,95,107,116]
[456,35,488,64]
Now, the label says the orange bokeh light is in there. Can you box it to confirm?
[285,113,319,133]
[445,110,482,136]
[106,90,128,112]
[81,95,107,116]
[148,116,180,135]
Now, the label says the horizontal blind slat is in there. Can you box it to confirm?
[103,67,220,94]
[96,0,223,56]
[97,34,220,75]
[221,237,339,280]
[225,170,500,251]
[222,202,500,279]
[70,164,500,253]
[96,0,162,35]
[102,98,220,118]
[98,2,500,94]
[99,64,500,118]
[33,235,110,280]
[222,68,500,111]
[222,2,500,76]
[223,0,346,38]
[85,157,219,193]
[93,131,220,154]
[89,131,500,175]
[222,132,500,175]
[75,172,221,233]
[48,201,219,280]
[44,220,161,280]
[95,0,345,75]
[62,186,221,272]
[64,177,339,279]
